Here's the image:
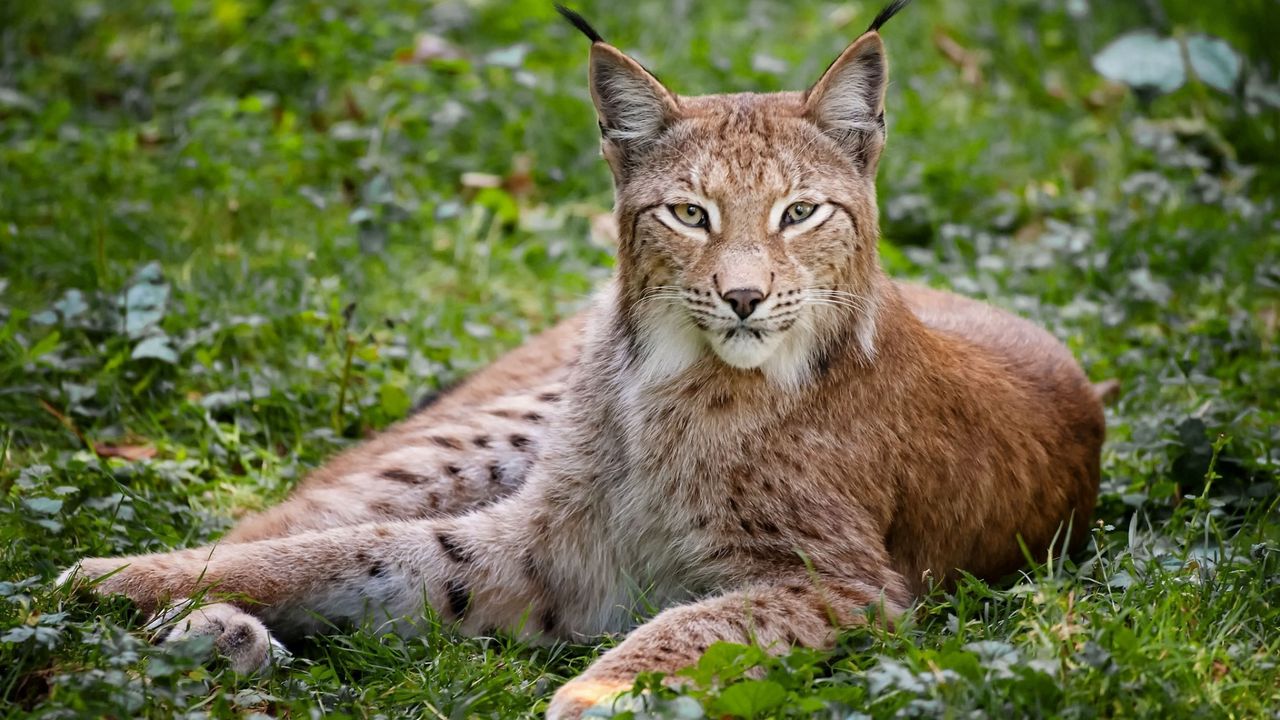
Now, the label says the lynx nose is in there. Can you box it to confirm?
[720,288,766,319]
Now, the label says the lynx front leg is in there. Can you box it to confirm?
[547,575,907,720]
[64,500,576,642]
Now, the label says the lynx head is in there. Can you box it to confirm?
[560,1,909,390]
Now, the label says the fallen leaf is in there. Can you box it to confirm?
[38,399,87,447]
[502,154,535,199]
[94,442,157,461]
[934,31,984,87]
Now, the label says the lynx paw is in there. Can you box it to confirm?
[57,558,118,588]
[58,556,186,610]
[146,600,287,674]
[547,678,634,720]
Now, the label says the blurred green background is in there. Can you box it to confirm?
[1,0,1277,717]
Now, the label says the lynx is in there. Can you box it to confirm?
[64,3,1107,717]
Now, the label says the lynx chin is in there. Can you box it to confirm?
[62,2,1108,718]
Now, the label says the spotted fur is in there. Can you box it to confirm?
[65,5,1104,718]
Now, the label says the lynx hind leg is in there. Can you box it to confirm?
[146,599,288,674]
[224,382,567,543]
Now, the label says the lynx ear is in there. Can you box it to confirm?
[803,33,889,174]
[589,43,679,154]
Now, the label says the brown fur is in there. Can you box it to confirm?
[65,8,1103,719]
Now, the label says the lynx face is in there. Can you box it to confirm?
[585,32,893,388]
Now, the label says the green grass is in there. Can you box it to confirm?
[2,0,1279,717]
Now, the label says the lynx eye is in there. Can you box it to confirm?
[781,201,817,227]
[669,203,708,229]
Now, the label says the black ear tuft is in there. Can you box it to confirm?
[865,0,912,34]
[555,4,605,44]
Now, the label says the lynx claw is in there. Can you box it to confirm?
[147,599,287,674]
